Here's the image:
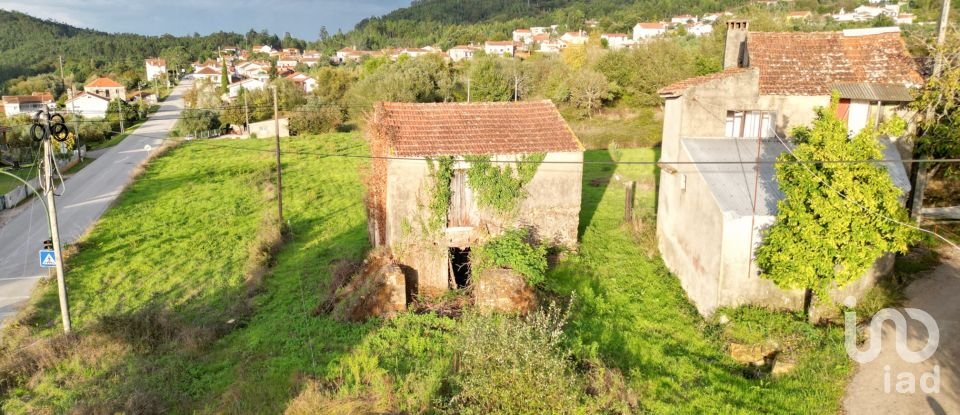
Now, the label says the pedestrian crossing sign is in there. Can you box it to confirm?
[39,250,57,268]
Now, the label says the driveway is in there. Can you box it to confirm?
[0,80,191,329]
[844,247,960,414]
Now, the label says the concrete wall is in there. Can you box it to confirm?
[247,118,289,138]
[657,142,726,314]
[383,151,583,296]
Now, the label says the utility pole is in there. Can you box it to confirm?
[58,56,66,94]
[466,77,471,103]
[243,91,250,134]
[117,101,125,134]
[910,0,951,220]
[40,110,72,332]
[271,86,284,227]
[514,76,519,101]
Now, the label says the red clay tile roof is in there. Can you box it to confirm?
[371,101,582,157]
[485,41,515,46]
[195,67,220,75]
[85,77,124,88]
[748,29,922,95]
[2,92,53,104]
[659,68,753,96]
[635,22,666,29]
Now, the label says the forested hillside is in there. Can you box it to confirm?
[0,10,280,91]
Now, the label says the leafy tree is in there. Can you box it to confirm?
[220,64,229,92]
[174,109,220,136]
[106,99,139,126]
[568,69,611,118]
[289,99,343,135]
[913,30,960,177]
[756,100,919,307]
[468,55,510,101]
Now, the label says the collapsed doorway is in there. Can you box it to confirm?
[449,247,471,289]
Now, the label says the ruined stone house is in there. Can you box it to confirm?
[656,22,921,315]
[367,101,584,298]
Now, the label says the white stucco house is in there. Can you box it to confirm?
[513,29,534,44]
[484,41,515,56]
[227,78,266,98]
[65,92,110,118]
[560,31,588,45]
[633,22,668,40]
[655,21,923,315]
[601,33,633,49]
[448,45,480,61]
[145,58,167,81]
[1,93,54,116]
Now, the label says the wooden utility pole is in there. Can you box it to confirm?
[271,86,284,227]
[466,77,471,103]
[910,0,952,219]
[118,101,125,134]
[624,181,636,222]
[243,91,250,134]
[41,110,71,332]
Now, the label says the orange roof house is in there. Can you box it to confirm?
[655,21,920,316]
[366,101,583,297]
[83,77,126,101]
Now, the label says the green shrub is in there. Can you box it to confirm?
[451,303,579,414]
[473,228,547,286]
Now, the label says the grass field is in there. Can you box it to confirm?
[0,133,856,413]
[0,165,39,195]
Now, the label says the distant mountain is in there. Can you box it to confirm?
[0,9,248,89]
[334,0,746,49]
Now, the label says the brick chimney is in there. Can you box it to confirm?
[724,20,749,69]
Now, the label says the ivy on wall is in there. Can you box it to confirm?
[425,153,546,231]
[464,153,546,214]
[426,156,455,231]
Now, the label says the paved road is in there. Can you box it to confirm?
[844,247,960,414]
[0,81,190,329]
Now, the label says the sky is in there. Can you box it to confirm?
[3,0,411,40]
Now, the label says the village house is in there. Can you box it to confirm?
[560,31,588,45]
[484,40,515,56]
[633,22,668,40]
[332,47,371,64]
[538,39,567,53]
[145,58,167,81]
[65,92,110,118]
[84,77,126,101]
[127,91,157,105]
[600,33,632,49]
[227,78,266,98]
[303,50,322,59]
[671,14,698,24]
[252,45,275,55]
[896,13,915,25]
[685,23,714,36]
[512,29,534,44]
[655,21,922,315]
[530,26,551,34]
[276,55,300,70]
[448,45,480,62]
[366,101,584,297]
[190,66,222,82]
[285,72,317,93]
[1,93,54,116]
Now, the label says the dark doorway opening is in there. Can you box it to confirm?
[449,247,471,289]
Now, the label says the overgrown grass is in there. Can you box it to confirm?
[568,106,663,149]
[0,165,39,194]
[1,139,858,413]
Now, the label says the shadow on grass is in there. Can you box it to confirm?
[578,149,615,239]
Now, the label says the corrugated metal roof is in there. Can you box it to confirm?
[831,83,914,102]
[681,136,910,218]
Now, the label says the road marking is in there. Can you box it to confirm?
[0,276,45,282]
[117,148,150,154]
[0,296,30,300]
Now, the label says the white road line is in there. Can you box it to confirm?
[0,276,45,282]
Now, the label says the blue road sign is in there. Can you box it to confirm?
[39,250,57,268]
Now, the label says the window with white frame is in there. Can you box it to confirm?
[725,111,776,138]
